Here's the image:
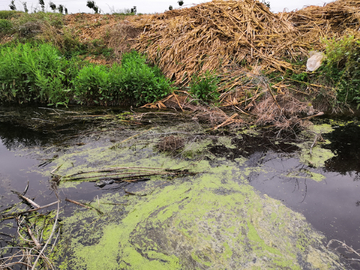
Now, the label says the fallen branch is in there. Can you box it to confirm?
[11,191,40,208]
[62,167,195,182]
[1,201,59,219]
[327,239,360,262]
[65,198,91,210]
[65,198,103,215]
[212,113,239,130]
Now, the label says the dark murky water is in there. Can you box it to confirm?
[1,107,360,268]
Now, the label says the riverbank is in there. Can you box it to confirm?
[1,0,360,132]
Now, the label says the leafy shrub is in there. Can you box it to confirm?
[189,71,220,103]
[0,42,78,106]
[0,19,13,35]
[73,64,120,105]
[117,51,173,105]
[321,36,360,104]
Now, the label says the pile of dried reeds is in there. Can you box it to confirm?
[284,0,360,54]
[132,0,360,85]
[132,0,300,85]
[128,0,360,130]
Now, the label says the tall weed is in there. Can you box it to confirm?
[321,36,360,104]
[118,51,173,105]
[189,71,220,104]
[0,43,78,105]
[73,65,120,105]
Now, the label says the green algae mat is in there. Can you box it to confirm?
[33,117,345,269]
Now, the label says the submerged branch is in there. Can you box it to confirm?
[65,198,103,215]
[61,167,195,182]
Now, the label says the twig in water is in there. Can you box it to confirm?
[110,127,155,149]
[327,239,360,262]
[31,198,59,270]
[123,189,147,196]
[309,134,318,157]
[1,201,59,219]
[11,191,40,209]
[23,181,29,196]
[65,198,103,215]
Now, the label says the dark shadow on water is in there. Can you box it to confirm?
[208,133,300,161]
[323,123,360,173]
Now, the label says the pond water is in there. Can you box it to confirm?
[0,106,359,269]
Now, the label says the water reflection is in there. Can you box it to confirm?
[324,123,360,173]
[0,122,49,150]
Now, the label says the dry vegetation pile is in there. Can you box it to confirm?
[287,0,360,38]
[126,0,360,130]
[132,0,297,84]
[131,0,360,80]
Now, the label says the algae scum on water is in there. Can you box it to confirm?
[0,108,354,269]
[29,112,344,269]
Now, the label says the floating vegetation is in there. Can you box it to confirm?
[0,185,60,270]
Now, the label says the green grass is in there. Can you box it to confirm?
[0,19,13,35]
[13,11,64,28]
[73,50,173,105]
[320,36,360,104]
[0,44,173,107]
[0,10,22,19]
[0,42,79,106]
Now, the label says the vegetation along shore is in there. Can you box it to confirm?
[1,0,360,130]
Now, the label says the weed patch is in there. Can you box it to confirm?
[320,36,360,104]
[0,19,13,35]
[189,71,220,104]
[118,51,173,105]
[0,43,78,106]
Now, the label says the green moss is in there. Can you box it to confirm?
[309,124,333,134]
[296,124,336,168]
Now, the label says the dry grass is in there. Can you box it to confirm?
[132,0,298,85]
[108,21,142,58]
[157,135,185,152]
[129,0,360,130]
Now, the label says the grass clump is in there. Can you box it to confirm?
[14,12,64,28]
[189,71,220,104]
[321,36,360,104]
[0,19,13,35]
[0,42,78,106]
